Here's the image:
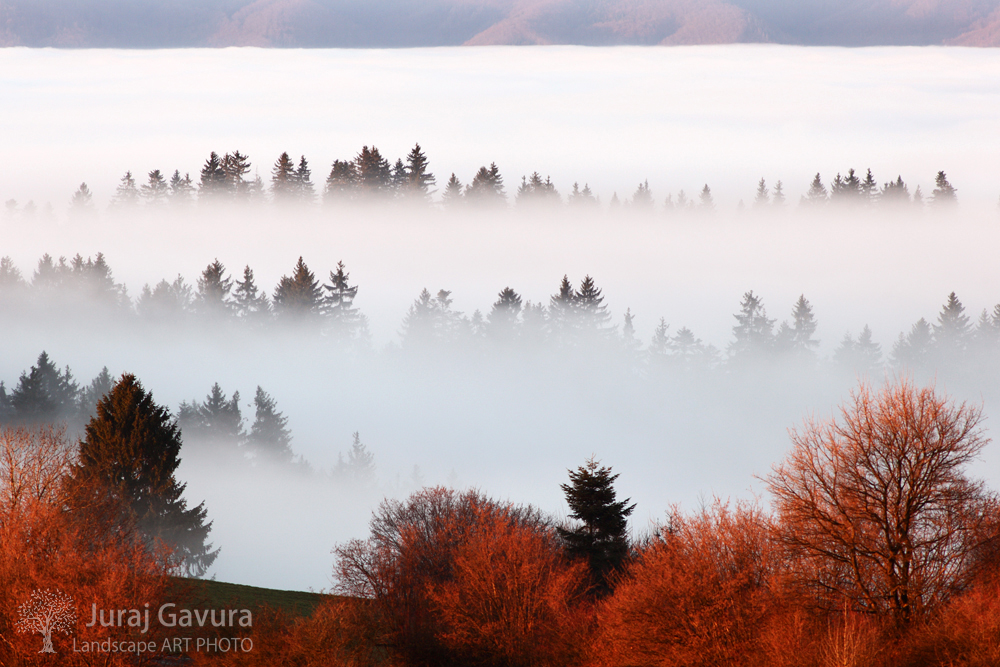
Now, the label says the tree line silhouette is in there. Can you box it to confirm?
[2,252,999,379]
[1,143,963,215]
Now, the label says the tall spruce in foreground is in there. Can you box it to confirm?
[64,373,217,577]
[557,457,635,594]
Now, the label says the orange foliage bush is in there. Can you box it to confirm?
[593,500,775,667]
[335,487,588,667]
[427,507,589,667]
[0,426,173,666]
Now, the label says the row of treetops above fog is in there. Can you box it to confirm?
[1,144,965,215]
[2,252,1000,376]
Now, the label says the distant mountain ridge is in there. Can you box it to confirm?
[2,0,999,47]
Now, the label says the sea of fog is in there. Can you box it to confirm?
[1,45,1000,591]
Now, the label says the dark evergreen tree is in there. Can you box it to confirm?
[933,291,971,351]
[295,155,315,203]
[354,146,392,197]
[140,169,169,205]
[568,182,598,207]
[465,163,505,205]
[516,172,560,207]
[728,290,775,361]
[178,383,243,452]
[575,275,612,333]
[323,261,367,341]
[198,151,227,200]
[79,366,113,424]
[391,158,408,194]
[325,159,357,203]
[861,168,879,206]
[699,184,714,211]
[194,259,233,318]
[70,183,94,213]
[789,294,819,356]
[753,178,769,209]
[891,318,933,370]
[441,173,464,207]
[557,457,635,594]
[881,175,910,206]
[64,373,217,577]
[404,143,435,199]
[110,171,140,209]
[232,265,271,323]
[648,318,670,367]
[487,286,522,340]
[802,173,828,206]
[333,432,376,486]
[222,150,251,200]
[246,386,293,464]
[548,274,578,342]
[168,170,195,204]
[830,168,862,205]
[630,180,653,210]
[9,352,79,424]
[271,152,297,202]
[931,171,957,206]
[136,276,193,319]
[273,257,324,321]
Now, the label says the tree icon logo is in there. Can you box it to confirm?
[15,589,77,653]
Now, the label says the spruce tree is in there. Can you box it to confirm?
[273,257,323,320]
[354,146,392,197]
[753,178,769,209]
[222,150,251,200]
[232,265,271,323]
[557,457,635,594]
[246,386,293,464]
[79,366,113,424]
[575,275,611,333]
[931,171,957,206]
[881,176,910,206]
[802,173,828,206]
[772,180,786,207]
[323,261,366,340]
[70,183,95,215]
[325,159,357,203]
[295,155,315,203]
[194,259,233,318]
[790,294,819,355]
[271,152,297,203]
[699,184,714,211]
[728,291,775,362]
[110,171,140,209]
[64,374,218,577]
[630,180,653,210]
[10,352,80,424]
[441,173,464,207]
[465,163,506,205]
[168,170,195,204]
[487,287,522,340]
[140,169,169,205]
[198,152,227,200]
[861,168,879,206]
[404,143,435,199]
[178,383,243,454]
[333,432,375,485]
[933,291,970,350]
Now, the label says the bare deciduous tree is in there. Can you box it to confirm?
[765,379,998,623]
